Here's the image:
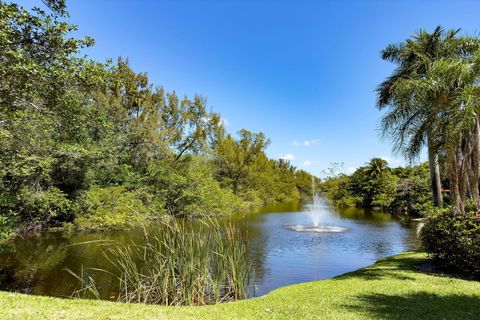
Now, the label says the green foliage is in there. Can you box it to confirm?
[349,158,398,208]
[0,0,105,229]
[0,0,316,233]
[20,187,73,225]
[181,158,245,216]
[391,163,434,216]
[212,130,310,209]
[321,159,433,215]
[421,211,480,279]
[320,174,358,207]
[378,26,480,214]
[76,186,150,229]
[0,215,17,239]
[144,158,244,217]
[213,129,270,194]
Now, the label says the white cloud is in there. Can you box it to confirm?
[221,118,229,126]
[293,139,320,147]
[303,160,312,166]
[346,166,357,174]
[280,153,295,161]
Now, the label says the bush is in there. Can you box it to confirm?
[20,187,74,225]
[421,211,480,279]
[0,214,17,239]
[182,159,245,216]
[76,186,151,229]
[146,158,245,217]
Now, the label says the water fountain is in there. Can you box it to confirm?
[287,177,347,233]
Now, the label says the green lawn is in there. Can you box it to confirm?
[1,252,479,320]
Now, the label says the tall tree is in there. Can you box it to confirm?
[0,1,105,224]
[420,55,480,213]
[377,26,480,210]
[213,129,269,194]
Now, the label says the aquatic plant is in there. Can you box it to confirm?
[68,218,252,305]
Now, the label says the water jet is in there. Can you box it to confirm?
[288,177,347,233]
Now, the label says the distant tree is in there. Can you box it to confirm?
[213,130,269,194]
[350,158,398,208]
[172,95,219,161]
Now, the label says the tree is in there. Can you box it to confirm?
[377,26,480,211]
[171,95,219,161]
[0,0,318,235]
[96,58,172,170]
[0,1,105,226]
[419,54,480,213]
[213,130,269,195]
[350,158,398,208]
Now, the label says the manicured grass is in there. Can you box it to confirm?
[1,252,479,319]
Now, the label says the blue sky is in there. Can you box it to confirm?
[20,0,480,176]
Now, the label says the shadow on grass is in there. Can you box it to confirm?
[334,254,426,281]
[337,269,416,281]
[344,292,480,320]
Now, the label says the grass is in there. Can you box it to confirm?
[1,251,479,319]
[102,218,251,305]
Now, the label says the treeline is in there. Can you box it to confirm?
[0,1,313,237]
[320,158,433,216]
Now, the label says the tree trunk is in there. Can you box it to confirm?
[449,151,464,215]
[470,121,480,211]
[468,171,480,210]
[450,143,469,216]
[427,134,443,208]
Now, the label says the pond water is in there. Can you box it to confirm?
[0,200,420,299]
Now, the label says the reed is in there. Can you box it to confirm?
[64,265,101,300]
[103,218,252,305]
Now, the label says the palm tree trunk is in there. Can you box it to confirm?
[449,150,463,215]
[470,121,480,211]
[468,171,480,210]
[450,143,468,215]
[427,134,443,208]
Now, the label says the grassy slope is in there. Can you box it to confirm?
[1,252,479,320]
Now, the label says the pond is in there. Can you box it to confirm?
[0,200,420,299]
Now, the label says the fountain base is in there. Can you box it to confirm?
[287,225,347,233]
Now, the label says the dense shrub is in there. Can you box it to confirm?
[146,158,245,217]
[321,161,434,215]
[320,174,358,207]
[76,186,151,229]
[391,163,433,216]
[421,212,480,279]
[0,215,16,239]
[20,187,74,225]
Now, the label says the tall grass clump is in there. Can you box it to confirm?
[105,218,252,305]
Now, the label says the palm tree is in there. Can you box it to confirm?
[424,55,480,213]
[366,158,389,179]
[377,26,480,211]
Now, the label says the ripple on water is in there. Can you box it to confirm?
[287,224,348,233]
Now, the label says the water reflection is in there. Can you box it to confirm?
[0,201,420,298]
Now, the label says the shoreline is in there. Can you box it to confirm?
[1,251,479,319]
